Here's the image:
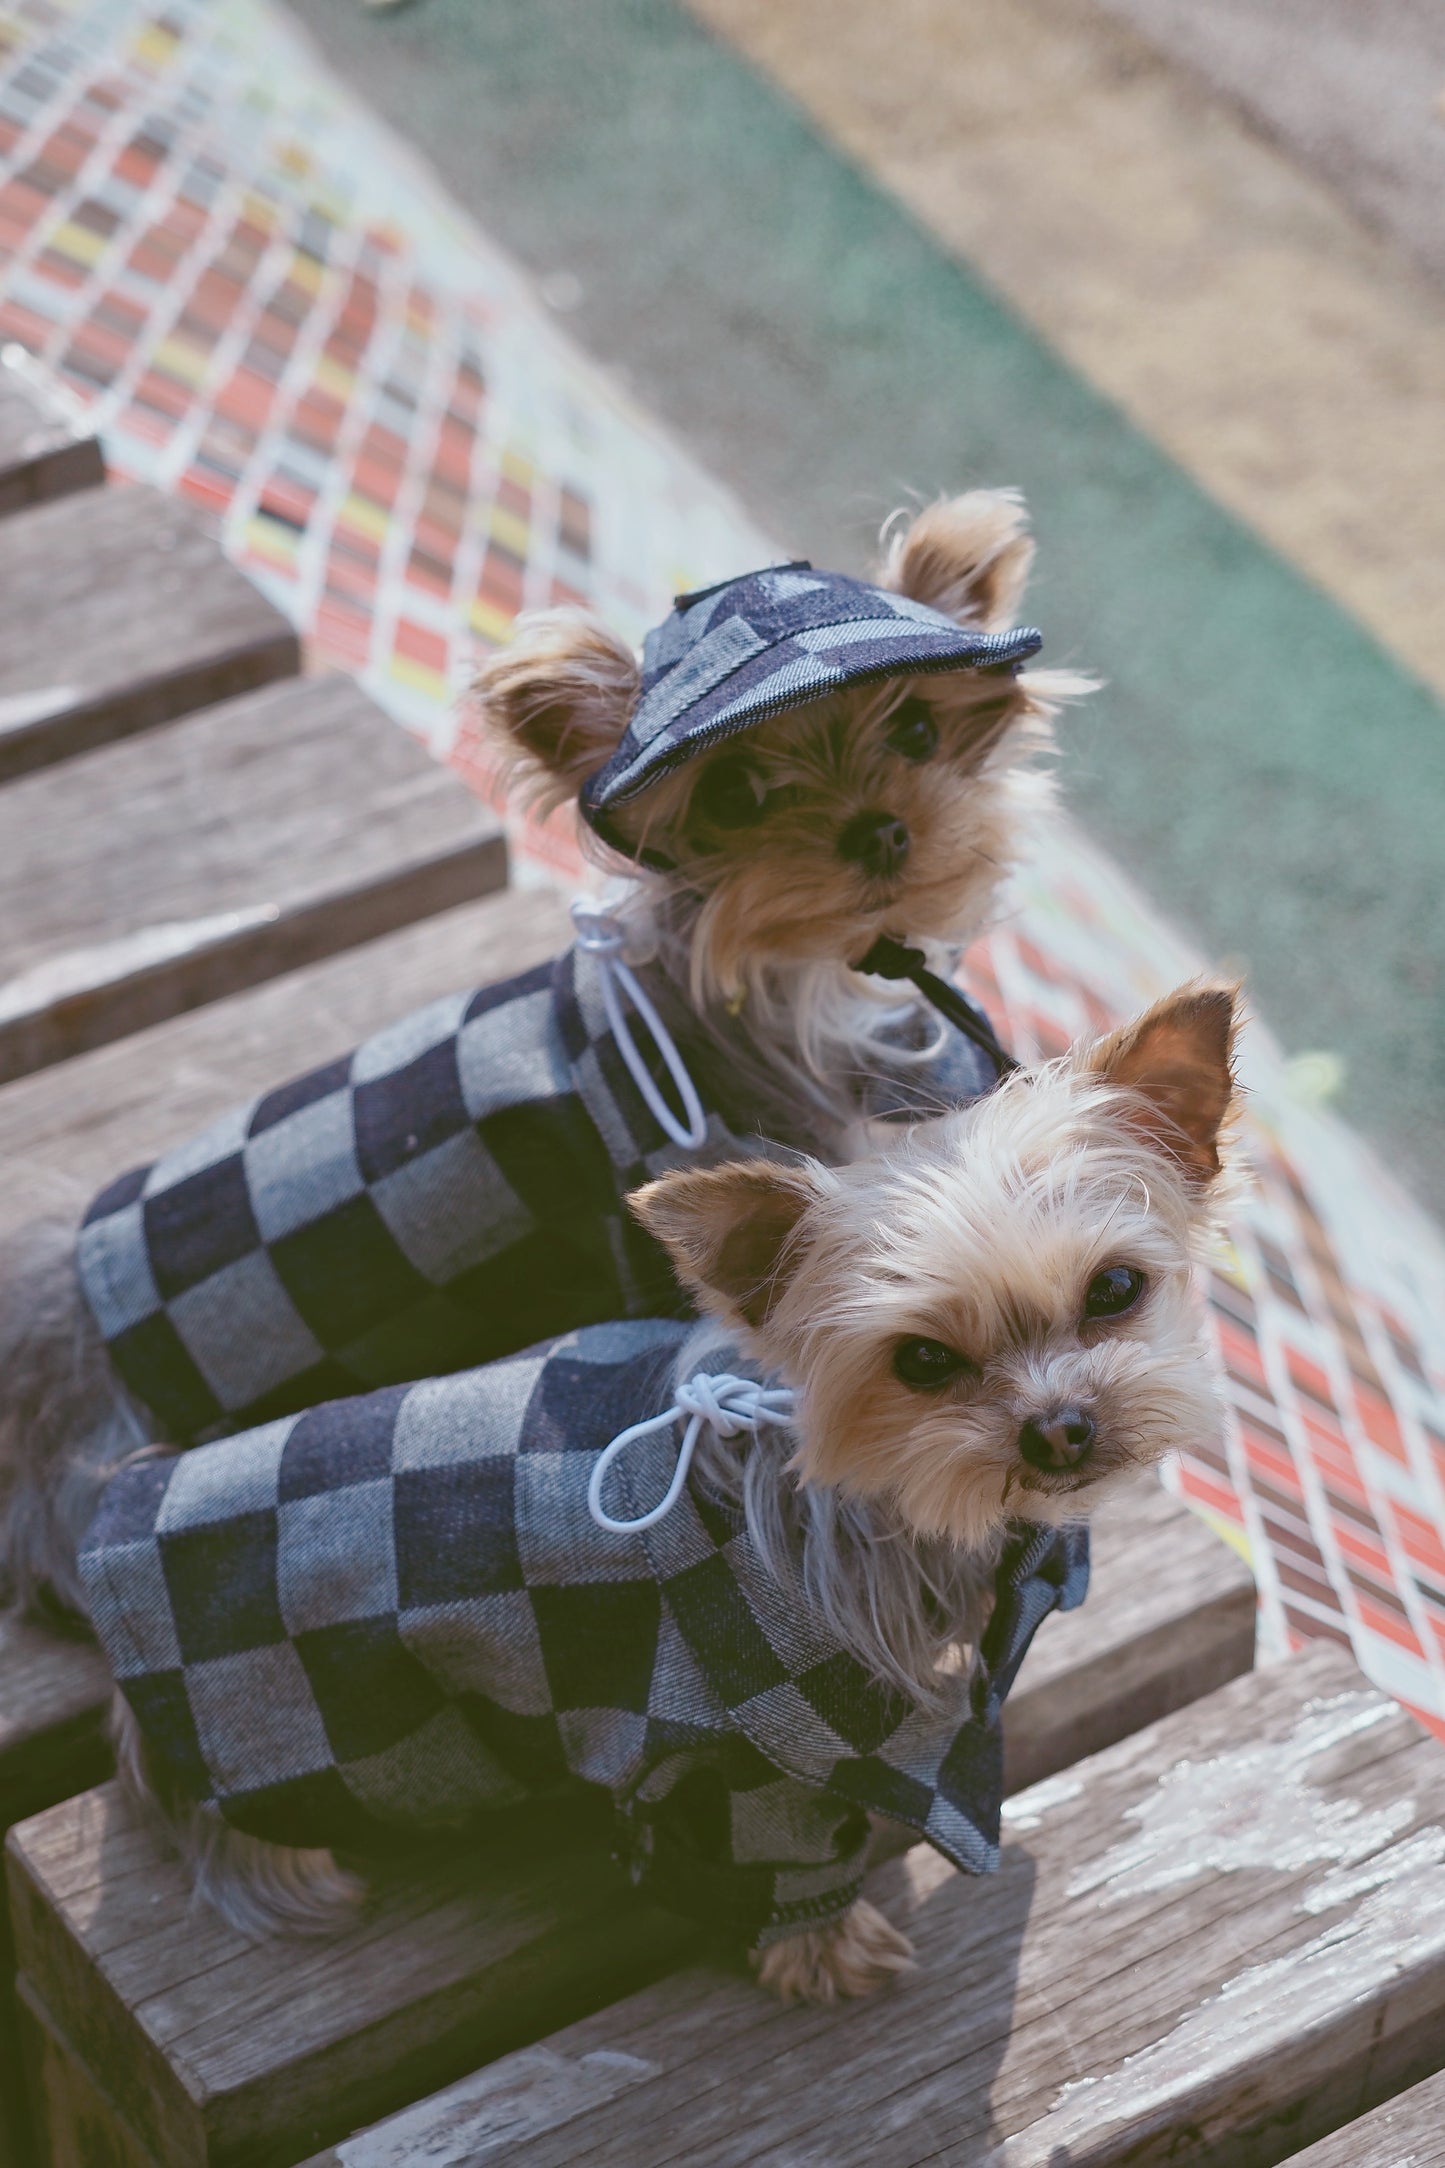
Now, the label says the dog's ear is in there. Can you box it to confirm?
[881,490,1035,633]
[631,1160,830,1330]
[1088,981,1240,1188]
[471,610,640,812]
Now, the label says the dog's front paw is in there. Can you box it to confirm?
[752,1898,916,2005]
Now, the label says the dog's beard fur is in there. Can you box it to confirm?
[676,1315,1004,1712]
[755,1080,1225,1554]
[636,980,1242,1563]
[608,667,1079,1008]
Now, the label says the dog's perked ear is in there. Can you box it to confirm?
[471,609,641,811]
[1088,980,1241,1188]
[630,1159,830,1330]
[880,490,1036,634]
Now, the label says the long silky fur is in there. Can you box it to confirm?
[0,1211,159,1622]
[675,1316,1002,1710]
[109,1692,365,1940]
[599,834,1055,1160]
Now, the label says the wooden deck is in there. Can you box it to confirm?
[0,347,104,518]
[296,1647,1445,2168]
[0,362,1438,2167]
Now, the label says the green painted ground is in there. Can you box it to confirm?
[289,0,1445,1214]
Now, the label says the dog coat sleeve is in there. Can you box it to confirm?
[618,1754,872,1945]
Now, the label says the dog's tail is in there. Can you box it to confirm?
[0,1212,160,1623]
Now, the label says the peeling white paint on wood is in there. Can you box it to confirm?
[1000,1772,1084,1832]
[1001,1824,1445,2161]
[335,2047,659,2166]
[1067,1689,1407,1901]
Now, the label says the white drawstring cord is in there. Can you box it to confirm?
[571,903,709,1151]
[588,1371,796,1533]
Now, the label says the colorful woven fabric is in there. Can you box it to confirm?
[4,0,1445,1737]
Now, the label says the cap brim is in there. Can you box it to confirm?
[583,620,1043,829]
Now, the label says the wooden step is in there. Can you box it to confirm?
[0,1622,112,2168]
[1280,2068,1445,2165]
[1000,1475,1254,1797]
[0,346,105,516]
[18,1977,166,2168]
[0,1619,111,1843]
[0,482,298,782]
[7,1481,1251,2168]
[0,674,506,1081]
[0,888,572,2167]
[298,1645,1445,2168]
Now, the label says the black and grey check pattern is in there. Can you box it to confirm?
[78,941,999,1444]
[581,562,1043,847]
[78,1319,1088,1944]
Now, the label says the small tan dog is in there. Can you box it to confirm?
[0,494,1084,1628]
[635,976,1241,1996]
[75,979,1240,2006]
[474,491,1088,1035]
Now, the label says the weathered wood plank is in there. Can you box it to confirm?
[8,1786,694,2168]
[5,1483,1252,2168]
[0,345,105,516]
[0,674,506,1081]
[0,482,299,782]
[0,1623,112,2168]
[0,1616,110,1839]
[320,1646,1445,2168]
[19,1978,166,2168]
[0,885,576,1238]
[0,891,572,2166]
[1280,2068,1445,2165]
[1003,1477,1254,1796]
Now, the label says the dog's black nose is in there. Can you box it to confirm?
[838,809,910,878]
[1018,1407,1096,1471]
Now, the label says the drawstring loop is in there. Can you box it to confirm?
[588,1371,795,1534]
[572,903,709,1150]
[853,934,1019,1076]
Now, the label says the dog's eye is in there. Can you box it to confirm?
[885,697,939,764]
[1083,1266,1147,1320]
[893,1336,975,1389]
[693,755,768,829]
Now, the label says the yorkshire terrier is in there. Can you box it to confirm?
[0,491,1087,1616]
[477,488,1086,1045]
[57,981,1239,2005]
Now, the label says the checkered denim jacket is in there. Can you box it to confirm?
[77,941,998,1444]
[78,1319,1088,1945]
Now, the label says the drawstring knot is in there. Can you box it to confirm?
[572,903,709,1149]
[853,933,1019,1076]
[587,1371,796,1534]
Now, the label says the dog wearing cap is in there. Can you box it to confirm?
[48,979,1238,2004]
[0,494,1087,1621]
[477,490,1088,1040]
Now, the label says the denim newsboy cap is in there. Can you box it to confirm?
[580,561,1042,847]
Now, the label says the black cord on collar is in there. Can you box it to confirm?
[854,935,1020,1077]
